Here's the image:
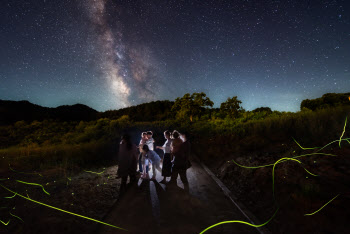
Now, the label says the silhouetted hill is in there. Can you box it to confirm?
[53,104,99,122]
[300,93,350,111]
[99,100,174,121]
[0,100,175,125]
[0,100,98,125]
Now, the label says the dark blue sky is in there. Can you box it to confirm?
[1,0,349,112]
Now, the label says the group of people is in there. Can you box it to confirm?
[117,130,191,192]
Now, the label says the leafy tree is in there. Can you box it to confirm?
[220,96,244,119]
[252,107,272,113]
[171,92,214,121]
[300,93,350,111]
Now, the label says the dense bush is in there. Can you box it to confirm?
[300,93,350,111]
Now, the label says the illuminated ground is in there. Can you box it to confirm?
[98,159,260,234]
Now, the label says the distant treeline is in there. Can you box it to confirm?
[1,92,349,125]
[100,100,174,121]
[300,93,350,111]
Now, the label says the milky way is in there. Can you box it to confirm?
[85,0,130,107]
[83,0,163,108]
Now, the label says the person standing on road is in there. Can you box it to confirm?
[145,131,155,172]
[156,130,173,183]
[169,130,190,191]
[138,132,148,173]
[170,130,182,157]
[142,145,162,180]
[180,131,191,170]
[117,134,138,193]
[146,131,155,150]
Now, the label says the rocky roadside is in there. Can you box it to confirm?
[211,145,350,234]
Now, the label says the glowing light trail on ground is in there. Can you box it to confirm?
[293,138,319,150]
[339,117,347,148]
[10,212,24,222]
[84,170,105,175]
[0,219,10,226]
[304,194,340,216]
[16,180,50,196]
[200,207,279,234]
[0,184,127,231]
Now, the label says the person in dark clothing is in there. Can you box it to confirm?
[180,131,191,168]
[156,130,173,183]
[117,134,138,193]
[169,131,190,191]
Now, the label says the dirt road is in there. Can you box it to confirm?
[98,158,261,234]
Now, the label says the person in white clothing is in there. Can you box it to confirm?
[145,131,155,151]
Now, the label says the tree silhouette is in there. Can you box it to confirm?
[300,93,350,111]
[220,96,243,119]
[252,107,272,113]
[171,92,214,121]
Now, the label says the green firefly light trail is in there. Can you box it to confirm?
[272,158,300,197]
[16,180,50,196]
[339,117,347,148]
[84,170,105,175]
[9,164,42,177]
[10,212,24,222]
[0,219,10,226]
[292,116,349,151]
[304,194,340,216]
[199,207,279,234]
[230,152,335,169]
[4,192,17,199]
[294,138,350,153]
[233,157,318,198]
[292,152,336,159]
[293,138,319,150]
[0,184,127,231]
[303,168,318,177]
[316,138,350,152]
[232,156,319,199]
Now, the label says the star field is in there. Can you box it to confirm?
[1,0,349,111]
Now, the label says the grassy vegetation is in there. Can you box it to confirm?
[190,106,350,166]
[1,105,349,173]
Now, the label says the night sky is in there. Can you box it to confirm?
[1,0,349,112]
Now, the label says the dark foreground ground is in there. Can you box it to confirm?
[0,158,261,234]
[203,139,350,234]
[0,165,119,234]
[3,142,347,234]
